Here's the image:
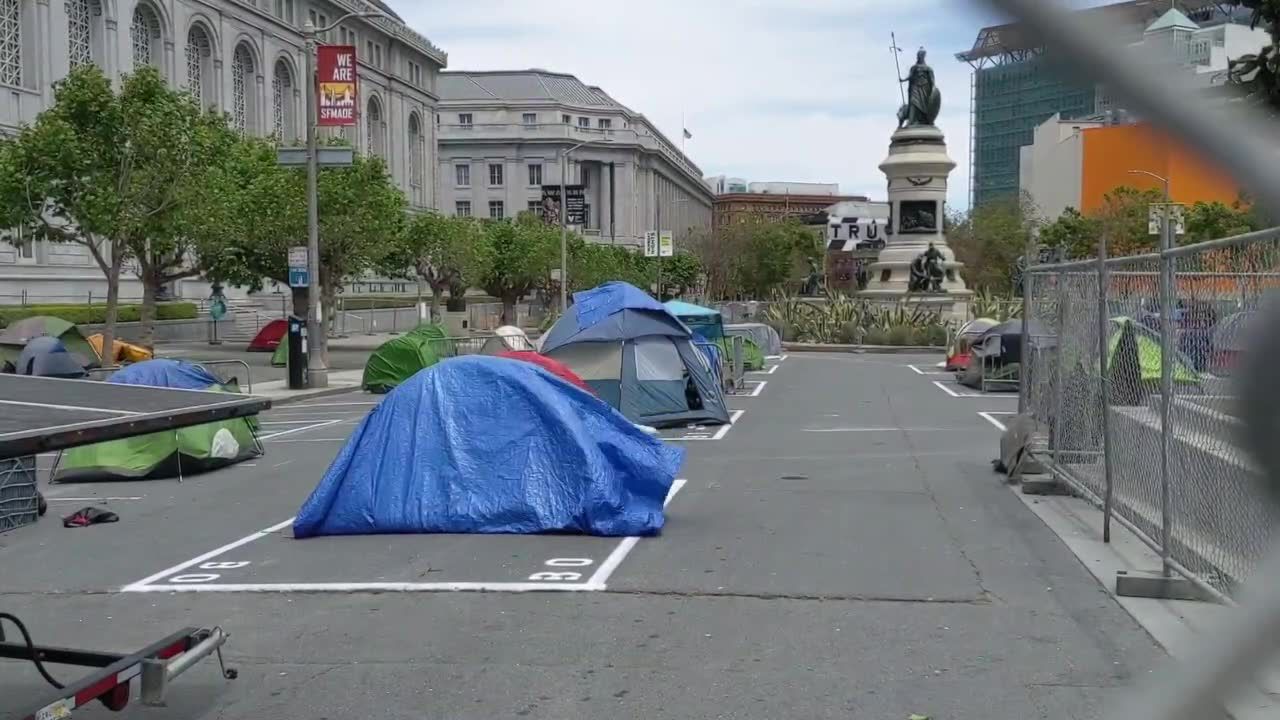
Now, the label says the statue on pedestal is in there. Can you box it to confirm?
[908,243,945,293]
[897,48,942,129]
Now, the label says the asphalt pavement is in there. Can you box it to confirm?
[0,353,1162,720]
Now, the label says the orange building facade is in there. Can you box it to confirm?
[1079,123,1241,213]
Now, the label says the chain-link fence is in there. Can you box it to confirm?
[1023,230,1280,601]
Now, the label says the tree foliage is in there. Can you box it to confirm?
[949,195,1037,294]
[1038,207,1100,259]
[0,65,243,349]
[479,214,559,321]
[395,212,491,319]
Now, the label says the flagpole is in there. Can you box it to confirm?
[890,32,906,106]
[681,110,686,153]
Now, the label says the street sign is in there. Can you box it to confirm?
[644,231,659,257]
[317,45,358,127]
[659,231,674,257]
[540,185,586,225]
[288,246,309,288]
[1169,204,1186,235]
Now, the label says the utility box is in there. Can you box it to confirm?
[287,315,308,390]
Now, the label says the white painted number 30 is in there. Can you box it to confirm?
[528,558,593,581]
[167,561,250,584]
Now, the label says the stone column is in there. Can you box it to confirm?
[861,125,970,306]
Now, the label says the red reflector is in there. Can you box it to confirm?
[157,636,189,660]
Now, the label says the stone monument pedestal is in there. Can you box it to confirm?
[859,125,971,320]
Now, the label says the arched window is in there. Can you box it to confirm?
[408,113,423,188]
[1,0,23,86]
[231,43,255,134]
[271,59,295,141]
[366,96,384,157]
[130,3,161,70]
[67,0,102,69]
[185,25,213,106]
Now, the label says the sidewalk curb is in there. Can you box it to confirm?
[782,342,944,354]
[258,384,366,407]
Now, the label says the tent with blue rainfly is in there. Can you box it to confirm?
[52,359,262,482]
[541,282,731,429]
[293,355,684,538]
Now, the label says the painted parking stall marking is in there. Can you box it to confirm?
[664,410,745,442]
[930,379,1018,400]
[121,480,688,594]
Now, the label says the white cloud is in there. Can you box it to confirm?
[387,1,996,209]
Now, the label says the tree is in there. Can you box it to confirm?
[659,252,702,298]
[1094,186,1166,256]
[949,195,1036,294]
[732,220,814,298]
[218,144,406,359]
[479,214,559,322]
[686,226,739,300]
[1183,200,1254,242]
[0,65,227,353]
[396,212,491,320]
[1039,207,1101,259]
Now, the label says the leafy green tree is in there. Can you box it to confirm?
[658,251,702,298]
[1094,186,1166,256]
[395,212,491,320]
[948,195,1036,294]
[1183,200,1254,242]
[216,143,405,358]
[0,65,234,352]
[731,220,817,298]
[479,214,559,322]
[1038,207,1101,259]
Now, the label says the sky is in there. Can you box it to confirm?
[385,1,1091,211]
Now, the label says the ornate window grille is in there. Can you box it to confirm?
[366,97,384,157]
[1,0,23,86]
[186,26,211,106]
[272,61,292,140]
[67,0,94,69]
[131,5,159,69]
[232,45,252,134]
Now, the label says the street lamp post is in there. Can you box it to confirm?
[558,137,609,312]
[1128,168,1174,578]
[301,11,391,388]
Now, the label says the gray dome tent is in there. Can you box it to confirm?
[540,282,730,429]
[16,336,89,379]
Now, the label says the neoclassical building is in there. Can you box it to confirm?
[0,0,445,300]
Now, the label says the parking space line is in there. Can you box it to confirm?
[931,380,1018,400]
[284,402,378,409]
[123,480,691,594]
[712,410,744,439]
[46,496,144,502]
[585,478,687,590]
[740,380,767,397]
[750,364,779,375]
[122,518,295,591]
[259,419,345,441]
[978,411,1015,431]
[908,364,952,376]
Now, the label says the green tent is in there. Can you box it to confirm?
[718,336,765,371]
[362,329,449,393]
[271,335,289,367]
[53,367,261,482]
[1106,316,1200,404]
[0,315,99,368]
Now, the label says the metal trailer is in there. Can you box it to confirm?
[0,374,271,718]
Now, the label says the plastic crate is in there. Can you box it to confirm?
[0,455,39,533]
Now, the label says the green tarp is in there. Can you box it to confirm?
[271,335,288,367]
[53,384,260,481]
[362,324,451,394]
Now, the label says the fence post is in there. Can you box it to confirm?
[1052,268,1067,469]
[1019,233,1036,415]
[1158,211,1176,578]
[1097,234,1114,544]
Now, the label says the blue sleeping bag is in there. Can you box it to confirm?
[293,355,685,538]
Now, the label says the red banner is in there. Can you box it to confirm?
[316,45,357,126]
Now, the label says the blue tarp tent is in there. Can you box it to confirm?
[541,282,731,429]
[109,358,222,389]
[664,300,724,341]
[293,355,685,538]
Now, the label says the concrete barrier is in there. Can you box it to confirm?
[80,318,234,344]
